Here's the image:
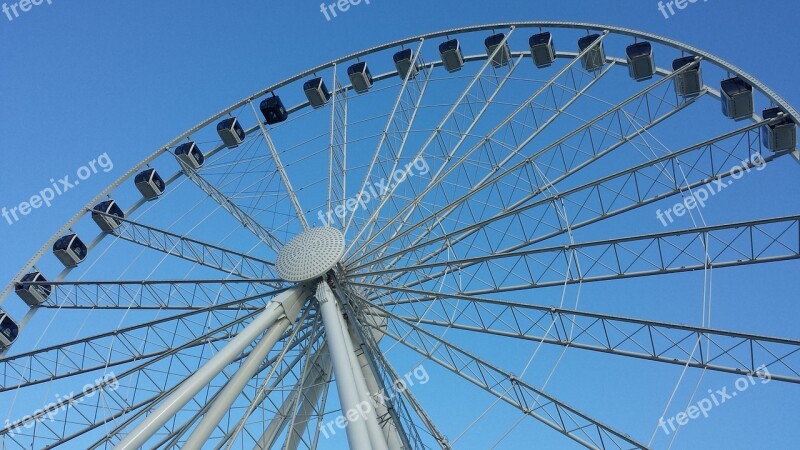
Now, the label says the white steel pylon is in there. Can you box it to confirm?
[317,280,390,450]
[113,285,310,450]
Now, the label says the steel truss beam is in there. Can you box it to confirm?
[250,101,310,231]
[176,158,284,254]
[349,30,614,267]
[352,215,800,294]
[0,288,286,391]
[359,283,800,384]
[347,28,524,256]
[327,65,348,229]
[359,299,648,450]
[0,304,307,449]
[92,210,280,283]
[25,279,280,310]
[360,119,792,292]
[350,57,704,271]
[345,39,432,239]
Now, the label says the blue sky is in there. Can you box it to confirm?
[0,1,798,449]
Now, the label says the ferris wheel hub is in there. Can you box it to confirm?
[276,227,345,282]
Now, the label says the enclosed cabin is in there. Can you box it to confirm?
[578,34,605,72]
[217,117,246,148]
[15,271,51,307]
[134,168,166,200]
[347,62,374,94]
[53,233,87,268]
[175,141,205,169]
[626,42,655,81]
[92,199,124,232]
[529,32,556,68]
[762,107,797,151]
[672,56,703,98]
[0,310,19,350]
[485,33,511,67]
[260,95,289,124]
[720,77,754,121]
[304,78,331,108]
[393,49,418,80]
[439,39,464,73]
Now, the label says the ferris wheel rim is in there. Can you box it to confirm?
[1,20,799,450]
[3,21,798,306]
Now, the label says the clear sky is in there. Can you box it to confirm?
[0,1,798,449]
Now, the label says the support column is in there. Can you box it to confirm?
[316,281,388,450]
[113,286,309,450]
[335,299,392,450]
[183,316,294,450]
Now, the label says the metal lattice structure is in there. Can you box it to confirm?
[1,22,798,449]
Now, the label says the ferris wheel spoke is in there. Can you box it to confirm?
[325,65,349,229]
[360,118,789,291]
[360,300,649,449]
[365,283,800,384]
[346,28,523,254]
[349,31,614,266]
[351,57,703,271]
[93,211,281,282]
[344,39,430,237]
[349,215,800,294]
[176,159,285,254]
[0,288,287,391]
[29,279,280,310]
[249,101,310,231]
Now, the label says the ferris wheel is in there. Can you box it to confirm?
[1,21,798,449]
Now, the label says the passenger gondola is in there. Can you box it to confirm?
[134,168,166,200]
[485,33,511,67]
[626,42,655,81]
[0,310,19,350]
[175,141,205,169]
[529,32,555,68]
[217,117,246,148]
[260,94,289,124]
[393,48,418,80]
[720,77,754,121]
[347,62,374,94]
[304,78,331,108]
[578,34,605,72]
[439,39,464,73]
[672,56,703,97]
[15,271,51,307]
[762,107,797,151]
[92,199,124,232]
[53,233,88,267]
